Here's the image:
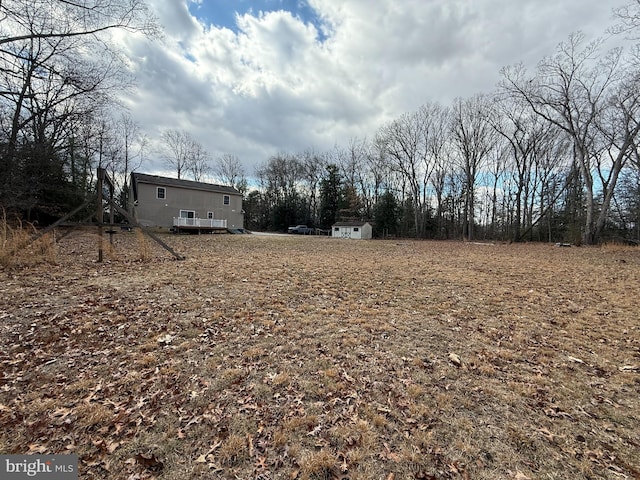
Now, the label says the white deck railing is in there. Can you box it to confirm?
[173,217,227,228]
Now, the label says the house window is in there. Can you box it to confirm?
[334,227,340,231]
[353,227,359,232]
[179,210,195,219]
[157,187,166,199]
[223,195,230,205]
[207,212,214,219]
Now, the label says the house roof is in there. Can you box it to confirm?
[332,221,371,227]
[131,172,241,195]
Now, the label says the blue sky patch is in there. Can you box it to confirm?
[188,0,327,41]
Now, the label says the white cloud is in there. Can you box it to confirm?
[116,0,627,178]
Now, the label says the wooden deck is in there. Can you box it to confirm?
[172,217,228,234]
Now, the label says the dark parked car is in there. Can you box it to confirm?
[287,225,314,234]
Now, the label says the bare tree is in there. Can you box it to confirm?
[450,94,497,241]
[364,137,393,214]
[214,153,247,192]
[160,129,194,180]
[500,33,640,244]
[378,111,423,234]
[489,94,558,241]
[188,141,210,182]
[299,148,327,224]
[115,113,145,206]
[595,64,640,238]
[256,152,305,229]
[612,0,640,37]
[334,137,368,220]
[0,0,159,220]
[0,0,159,48]
[423,103,451,237]
[377,108,433,236]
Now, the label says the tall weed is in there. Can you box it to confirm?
[0,210,56,266]
[135,228,152,261]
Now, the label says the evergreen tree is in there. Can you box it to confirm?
[399,196,417,237]
[340,184,363,220]
[318,164,343,228]
[374,190,399,237]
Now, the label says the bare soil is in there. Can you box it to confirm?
[1,231,639,479]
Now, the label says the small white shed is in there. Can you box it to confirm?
[332,221,373,240]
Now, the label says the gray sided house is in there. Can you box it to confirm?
[332,221,373,240]
[129,173,243,231]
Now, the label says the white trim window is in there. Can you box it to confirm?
[207,211,214,219]
[223,195,230,205]
[157,187,166,199]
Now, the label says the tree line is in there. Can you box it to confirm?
[1,1,639,244]
[242,7,640,245]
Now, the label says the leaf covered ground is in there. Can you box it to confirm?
[1,231,639,479]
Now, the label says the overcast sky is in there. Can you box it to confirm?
[116,0,628,179]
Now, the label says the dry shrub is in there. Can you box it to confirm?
[299,448,337,480]
[134,228,152,261]
[242,346,267,360]
[273,371,291,386]
[272,428,288,448]
[216,368,245,390]
[100,235,118,260]
[600,240,639,252]
[283,415,318,434]
[31,233,57,264]
[0,210,56,266]
[218,434,247,466]
[136,353,157,367]
[329,419,376,451]
[73,402,114,430]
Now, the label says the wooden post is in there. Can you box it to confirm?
[97,168,104,262]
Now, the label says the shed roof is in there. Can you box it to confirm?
[131,172,240,196]
[332,221,372,227]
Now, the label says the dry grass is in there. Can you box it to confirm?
[0,211,56,266]
[134,228,153,261]
[1,232,639,479]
